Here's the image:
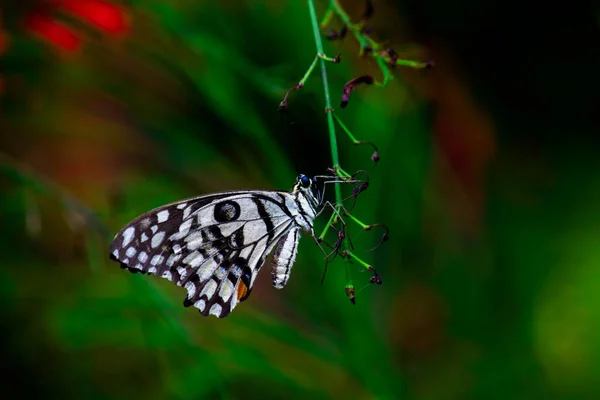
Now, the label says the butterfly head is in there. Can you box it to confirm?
[299,174,312,188]
[293,174,314,192]
[293,174,320,208]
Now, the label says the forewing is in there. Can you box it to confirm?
[109,191,296,317]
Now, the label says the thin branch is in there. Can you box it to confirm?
[307,0,343,206]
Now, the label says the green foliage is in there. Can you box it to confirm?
[0,1,598,399]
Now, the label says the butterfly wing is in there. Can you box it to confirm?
[109,191,298,317]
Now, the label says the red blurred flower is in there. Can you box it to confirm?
[61,0,128,35]
[25,0,128,52]
[26,13,81,52]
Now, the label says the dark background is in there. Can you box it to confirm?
[1,1,599,399]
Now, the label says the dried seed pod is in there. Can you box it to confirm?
[324,25,347,40]
[371,150,380,163]
[345,286,356,304]
[278,82,304,110]
[340,75,374,108]
[362,0,375,21]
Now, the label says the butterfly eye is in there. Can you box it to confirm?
[300,175,311,188]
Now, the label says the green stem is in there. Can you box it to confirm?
[330,0,371,48]
[298,53,338,87]
[318,211,337,241]
[298,56,320,87]
[347,212,370,230]
[336,167,352,178]
[307,0,343,206]
[333,113,359,143]
[308,0,355,294]
[347,251,373,272]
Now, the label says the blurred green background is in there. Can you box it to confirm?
[1,1,599,399]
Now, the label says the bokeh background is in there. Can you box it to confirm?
[1,1,599,399]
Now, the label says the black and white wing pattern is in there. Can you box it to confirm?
[109,175,319,318]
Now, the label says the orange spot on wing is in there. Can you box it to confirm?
[236,281,249,301]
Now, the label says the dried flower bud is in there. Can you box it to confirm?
[371,150,380,163]
[362,0,375,21]
[345,286,356,304]
[341,75,374,108]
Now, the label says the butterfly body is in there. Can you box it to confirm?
[110,175,319,318]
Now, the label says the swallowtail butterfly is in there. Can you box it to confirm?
[110,174,325,318]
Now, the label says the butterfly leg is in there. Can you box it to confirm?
[312,200,355,285]
[319,222,354,285]
[316,170,370,215]
[322,202,384,286]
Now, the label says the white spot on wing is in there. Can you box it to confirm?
[179,219,193,235]
[112,249,119,258]
[229,296,240,313]
[173,244,182,254]
[200,279,218,300]
[122,227,135,247]
[167,253,181,267]
[219,280,234,302]
[148,266,157,274]
[126,247,137,258]
[151,225,158,234]
[183,251,204,268]
[141,233,148,242]
[214,267,227,280]
[170,219,193,241]
[150,255,165,266]
[157,210,170,223]
[231,265,242,278]
[177,202,187,210]
[151,231,165,248]
[185,231,203,251]
[176,266,187,279]
[197,258,219,281]
[209,303,222,317]
[194,299,206,312]
[184,281,196,298]
[161,271,173,281]
[138,251,148,263]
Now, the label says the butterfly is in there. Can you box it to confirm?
[110,174,332,318]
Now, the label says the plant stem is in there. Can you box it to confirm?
[299,55,320,87]
[298,53,339,87]
[307,0,343,205]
